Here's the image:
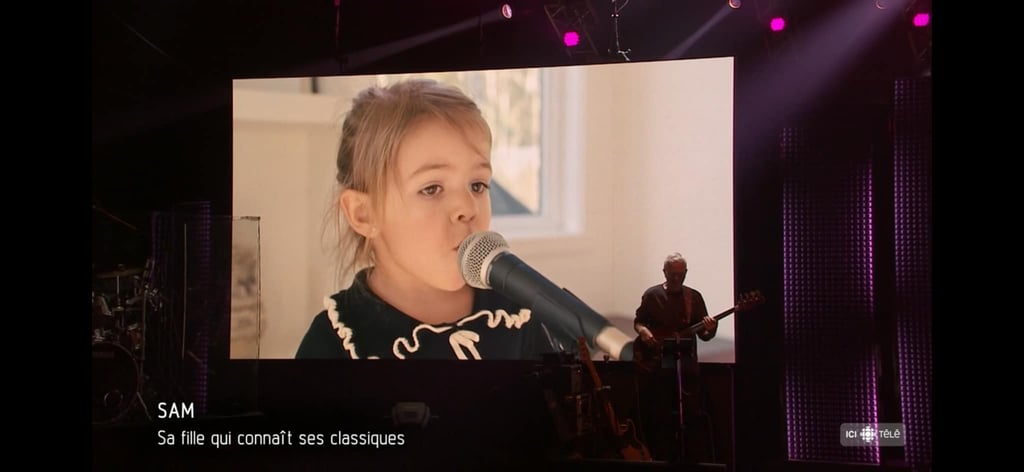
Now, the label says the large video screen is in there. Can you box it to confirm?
[231,56,735,362]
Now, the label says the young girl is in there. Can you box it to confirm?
[295,79,561,360]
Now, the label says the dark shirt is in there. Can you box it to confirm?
[634,284,715,361]
[296,269,560,360]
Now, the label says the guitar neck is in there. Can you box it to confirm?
[577,338,620,435]
[581,354,604,390]
[578,339,605,390]
[683,306,736,334]
[639,292,763,348]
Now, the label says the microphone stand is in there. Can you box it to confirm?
[610,0,631,61]
[661,335,693,462]
[673,337,686,462]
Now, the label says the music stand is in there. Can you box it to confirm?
[660,336,695,462]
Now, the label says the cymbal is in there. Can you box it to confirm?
[96,267,143,278]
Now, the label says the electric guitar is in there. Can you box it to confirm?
[578,337,652,461]
[633,290,765,373]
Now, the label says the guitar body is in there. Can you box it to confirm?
[633,291,765,373]
[618,420,651,461]
[633,329,691,374]
[592,423,650,461]
[578,338,653,462]
[589,397,652,461]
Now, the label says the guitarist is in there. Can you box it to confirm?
[632,253,717,463]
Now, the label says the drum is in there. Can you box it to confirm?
[123,322,144,354]
[92,289,145,347]
[93,267,143,328]
[92,293,115,331]
[92,342,139,423]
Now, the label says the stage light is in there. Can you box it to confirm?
[770,16,786,32]
[912,12,929,27]
[728,0,741,9]
[501,3,513,19]
[563,30,580,47]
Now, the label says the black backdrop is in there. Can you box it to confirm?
[92,1,931,470]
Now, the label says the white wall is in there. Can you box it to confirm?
[232,57,735,361]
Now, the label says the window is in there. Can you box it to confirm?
[314,68,583,238]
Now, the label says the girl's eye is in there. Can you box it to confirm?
[471,182,490,193]
[420,185,442,196]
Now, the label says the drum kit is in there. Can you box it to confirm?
[92,262,156,424]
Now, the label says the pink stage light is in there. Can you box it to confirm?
[563,31,580,47]
[912,12,930,27]
[770,17,786,32]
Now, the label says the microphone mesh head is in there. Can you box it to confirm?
[457,231,509,289]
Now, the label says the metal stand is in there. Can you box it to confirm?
[673,339,687,461]
[662,336,694,462]
[610,0,631,61]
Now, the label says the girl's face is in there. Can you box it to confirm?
[371,117,492,292]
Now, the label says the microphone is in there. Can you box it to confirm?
[458,231,634,360]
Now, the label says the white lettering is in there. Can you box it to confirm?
[157,402,196,419]
[157,429,174,445]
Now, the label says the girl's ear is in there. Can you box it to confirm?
[339,189,377,238]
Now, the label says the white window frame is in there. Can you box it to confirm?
[491,67,584,240]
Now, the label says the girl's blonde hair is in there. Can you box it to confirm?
[330,79,492,281]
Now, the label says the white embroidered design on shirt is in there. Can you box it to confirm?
[395,308,533,360]
[324,296,361,359]
[457,308,532,329]
[392,324,454,359]
[449,330,481,360]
